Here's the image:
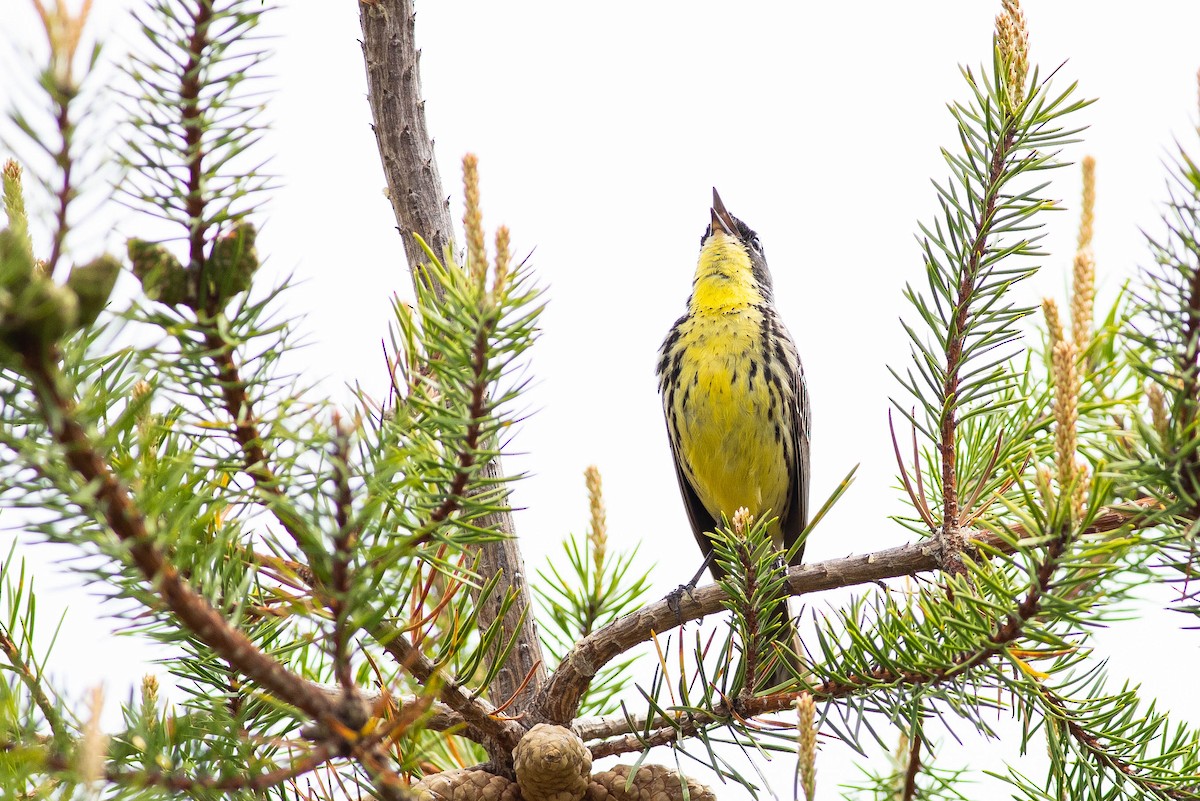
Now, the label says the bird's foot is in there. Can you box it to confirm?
[666,582,698,628]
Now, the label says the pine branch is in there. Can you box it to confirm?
[893,5,1090,579]
[204,329,316,552]
[179,0,215,269]
[937,104,1019,577]
[29,741,339,793]
[1033,681,1200,800]
[585,517,1070,759]
[45,71,74,277]
[0,629,66,746]
[19,354,338,727]
[536,499,1155,727]
[401,324,491,547]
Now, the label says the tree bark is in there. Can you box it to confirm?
[357,0,546,725]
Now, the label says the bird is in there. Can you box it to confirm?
[656,188,811,689]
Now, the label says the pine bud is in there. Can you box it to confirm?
[0,227,36,290]
[2,276,79,354]
[2,160,32,258]
[28,280,79,346]
[67,254,121,328]
[206,222,258,300]
[128,239,189,306]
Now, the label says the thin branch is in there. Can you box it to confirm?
[586,513,1069,758]
[375,620,525,756]
[938,113,1020,578]
[8,738,338,793]
[401,327,489,548]
[104,742,336,792]
[45,79,74,276]
[0,631,67,745]
[536,499,1157,726]
[330,414,356,693]
[22,356,337,725]
[205,338,314,551]
[902,734,922,801]
[180,0,214,270]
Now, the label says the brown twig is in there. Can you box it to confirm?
[403,328,489,548]
[45,78,74,277]
[937,95,1020,578]
[0,631,67,744]
[204,340,316,552]
[330,414,357,692]
[902,734,922,801]
[179,0,214,271]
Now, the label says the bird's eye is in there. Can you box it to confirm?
[749,236,764,254]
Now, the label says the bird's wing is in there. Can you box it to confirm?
[664,423,725,580]
[781,351,811,567]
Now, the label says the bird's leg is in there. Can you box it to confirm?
[685,551,715,591]
[666,552,715,627]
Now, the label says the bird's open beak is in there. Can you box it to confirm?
[710,188,736,236]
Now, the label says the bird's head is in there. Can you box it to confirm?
[699,188,775,301]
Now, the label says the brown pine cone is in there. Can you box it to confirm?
[513,724,592,801]
[411,767,521,801]
[587,764,715,801]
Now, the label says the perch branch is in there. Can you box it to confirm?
[536,499,1157,725]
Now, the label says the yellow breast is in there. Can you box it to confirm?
[660,232,791,542]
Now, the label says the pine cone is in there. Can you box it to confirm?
[412,767,521,801]
[587,764,715,801]
[513,724,592,801]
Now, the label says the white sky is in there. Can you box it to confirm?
[5,0,1200,797]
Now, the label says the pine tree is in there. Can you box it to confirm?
[2,1,1200,799]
